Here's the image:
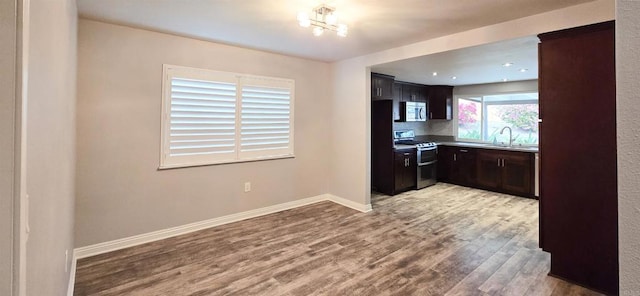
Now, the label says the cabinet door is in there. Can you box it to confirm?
[407,152,417,189]
[417,85,428,102]
[394,150,416,192]
[394,151,407,191]
[401,84,415,102]
[501,152,532,196]
[371,73,394,100]
[458,149,477,186]
[436,146,452,182]
[476,150,501,190]
[392,83,402,121]
[428,86,453,120]
[449,148,476,186]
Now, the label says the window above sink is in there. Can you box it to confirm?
[456,92,538,146]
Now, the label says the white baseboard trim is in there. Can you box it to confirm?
[67,251,77,296]
[326,194,373,213]
[74,194,371,260]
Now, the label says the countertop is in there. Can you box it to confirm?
[437,141,539,153]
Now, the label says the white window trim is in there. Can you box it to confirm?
[159,64,295,169]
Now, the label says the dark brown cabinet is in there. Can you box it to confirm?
[371,100,394,195]
[392,81,429,121]
[394,149,417,192]
[428,85,453,120]
[399,82,428,102]
[538,21,617,295]
[437,145,476,187]
[371,73,394,100]
[392,83,402,121]
[476,150,533,197]
[371,100,416,195]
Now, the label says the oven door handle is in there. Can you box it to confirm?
[418,160,438,166]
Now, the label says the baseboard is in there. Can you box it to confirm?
[74,194,371,260]
[67,251,77,296]
[326,194,373,213]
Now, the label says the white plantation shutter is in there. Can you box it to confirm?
[239,77,294,160]
[160,65,294,168]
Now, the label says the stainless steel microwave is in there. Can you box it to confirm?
[401,101,427,121]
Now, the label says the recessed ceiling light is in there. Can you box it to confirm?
[502,78,509,82]
[432,72,438,76]
[503,62,514,67]
[520,68,528,72]
[452,76,457,80]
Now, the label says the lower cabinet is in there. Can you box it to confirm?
[394,149,417,193]
[476,149,534,197]
[438,145,535,198]
[437,146,477,187]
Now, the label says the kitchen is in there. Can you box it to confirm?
[369,21,617,295]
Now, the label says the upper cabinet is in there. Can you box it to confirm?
[371,73,394,100]
[371,72,453,122]
[428,85,453,120]
[399,82,428,102]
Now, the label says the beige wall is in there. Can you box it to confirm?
[24,0,77,295]
[617,0,640,294]
[330,0,614,206]
[75,20,332,247]
[0,0,16,294]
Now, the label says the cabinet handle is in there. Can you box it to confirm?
[430,112,433,119]
[459,149,468,153]
[497,159,500,167]
[454,153,457,161]
[502,159,505,167]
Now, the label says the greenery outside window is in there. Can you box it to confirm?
[457,93,538,145]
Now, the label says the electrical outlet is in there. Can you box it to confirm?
[244,182,251,192]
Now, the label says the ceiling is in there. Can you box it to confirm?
[371,36,540,86]
[77,0,596,62]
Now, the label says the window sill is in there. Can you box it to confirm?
[158,154,295,170]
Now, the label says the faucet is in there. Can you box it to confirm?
[500,126,513,147]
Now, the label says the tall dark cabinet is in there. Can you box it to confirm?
[538,21,617,295]
[371,100,395,194]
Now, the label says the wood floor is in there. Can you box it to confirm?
[74,183,603,296]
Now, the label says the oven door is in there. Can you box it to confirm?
[417,146,437,164]
[417,161,437,189]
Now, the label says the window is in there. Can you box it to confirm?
[160,65,294,168]
[456,93,538,145]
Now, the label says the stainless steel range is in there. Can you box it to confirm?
[393,130,438,189]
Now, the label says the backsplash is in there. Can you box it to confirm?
[392,120,454,136]
[427,120,454,136]
[393,121,428,135]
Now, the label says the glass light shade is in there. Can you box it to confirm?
[326,13,338,25]
[313,27,324,36]
[297,12,310,27]
[337,24,348,37]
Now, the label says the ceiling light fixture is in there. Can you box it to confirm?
[503,62,514,67]
[432,72,438,76]
[503,78,509,82]
[298,4,348,37]
[520,68,528,72]
[452,76,457,80]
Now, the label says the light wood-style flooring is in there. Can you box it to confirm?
[74,183,603,296]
